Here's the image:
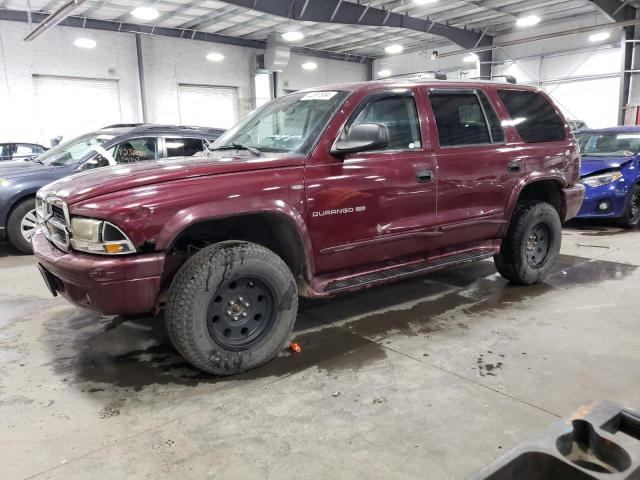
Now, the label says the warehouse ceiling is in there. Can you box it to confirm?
[0,0,628,58]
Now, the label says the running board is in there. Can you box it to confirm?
[324,250,496,294]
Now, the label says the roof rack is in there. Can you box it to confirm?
[383,70,448,81]
[470,75,517,84]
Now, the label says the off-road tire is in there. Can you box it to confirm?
[166,241,298,375]
[494,201,562,285]
[7,197,37,254]
[617,185,640,229]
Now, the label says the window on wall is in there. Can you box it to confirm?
[498,90,566,143]
[429,91,492,147]
[177,84,238,130]
[254,73,272,109]
[33,75,122,144]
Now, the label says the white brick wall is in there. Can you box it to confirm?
[0,20,369,145]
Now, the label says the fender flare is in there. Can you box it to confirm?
[155,200,316,280]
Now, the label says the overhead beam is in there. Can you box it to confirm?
[0,8,373,64]
[216,0,493,48]
[24,0,87,41]
[587,0,636,22]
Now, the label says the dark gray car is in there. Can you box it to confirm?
[0,124,223,253]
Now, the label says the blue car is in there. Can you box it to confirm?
[576,127,640,228]
[0,124,223,253]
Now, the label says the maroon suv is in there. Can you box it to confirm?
[33,80,584,375]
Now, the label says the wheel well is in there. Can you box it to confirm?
[168,213,309,285]
[517,180,563,217]
[5,194,36,227]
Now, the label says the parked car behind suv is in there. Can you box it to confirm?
[0,142,47,161]
[0,124,224,253]
[33,80,584,375]
[576,126,640,227]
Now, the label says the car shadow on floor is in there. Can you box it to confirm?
[42,254,637,395]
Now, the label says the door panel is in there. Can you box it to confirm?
[306,91,437,274]
[426,88,521,248]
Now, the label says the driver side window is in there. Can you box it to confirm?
[343,95,422,151]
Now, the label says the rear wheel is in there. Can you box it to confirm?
[166,241,298,375]
[494,201,562,285]
[617,185,640,228]
[7,198,37,254]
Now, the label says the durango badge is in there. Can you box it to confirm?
[312,206,367,217]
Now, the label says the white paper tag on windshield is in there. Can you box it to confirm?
[301,91,338,101]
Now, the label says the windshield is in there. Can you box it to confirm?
[578,132,640,157]
[36,133,115,166]
[213,90,350,154]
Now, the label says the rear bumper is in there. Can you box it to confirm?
[562,184,586,223]
[32,230,165,315]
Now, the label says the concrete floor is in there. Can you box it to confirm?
[1,224,640,480]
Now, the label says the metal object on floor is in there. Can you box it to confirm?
[470,401,640,479]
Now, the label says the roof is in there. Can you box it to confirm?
[3,0,614,59]
[99,124,225,137]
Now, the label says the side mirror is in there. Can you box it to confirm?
[331,123,389,157]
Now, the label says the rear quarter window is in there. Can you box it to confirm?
[498,90,566,143]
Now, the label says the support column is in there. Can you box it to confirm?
[135,33,149,123]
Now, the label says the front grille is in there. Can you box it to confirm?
[37,195,71,251]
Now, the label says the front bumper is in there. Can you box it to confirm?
[562,184,586,223]
[576,181,629,219]
[32,230,165,315]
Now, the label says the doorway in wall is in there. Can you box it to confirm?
[33,75,122,145]
[177,84,238,130]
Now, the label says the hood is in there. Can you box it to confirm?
[580,155,635,177]
[40,152,306,205]
[0,160,57,178]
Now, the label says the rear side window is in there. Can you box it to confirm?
[165,138,205,157]
[478,92,505,143]
[429,92,491,147]
[498,90,566,143]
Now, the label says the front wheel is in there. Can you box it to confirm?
[166,241,298,375]
[7,198,38,254]
[617,185,640,228]
[494,201,562,285]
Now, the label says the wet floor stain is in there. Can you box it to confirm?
[37,254,637,395]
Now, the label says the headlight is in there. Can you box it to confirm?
[581,171,623,187]
[70,217,135,255]
[0,178,9,187]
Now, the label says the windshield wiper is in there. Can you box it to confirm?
[209,143,262,157]
[27,157,44,164]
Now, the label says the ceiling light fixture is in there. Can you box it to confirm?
[463,53,479,63]
[206,52,225,62]
[74,38,96,49]
[378,69,392,78]
[516,15,541,27]
[302,62,318,70]
[282,31,304,42]
[589,31,611,42]
[385,44,404,55]
[131,6,160,21]
[413,0,439,4]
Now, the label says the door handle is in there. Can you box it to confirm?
[508,161,522,173]
[416,170,434,183]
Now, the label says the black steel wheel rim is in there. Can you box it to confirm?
[629,192,640,223]
[525,222,551,268]
[206,276,276,351]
